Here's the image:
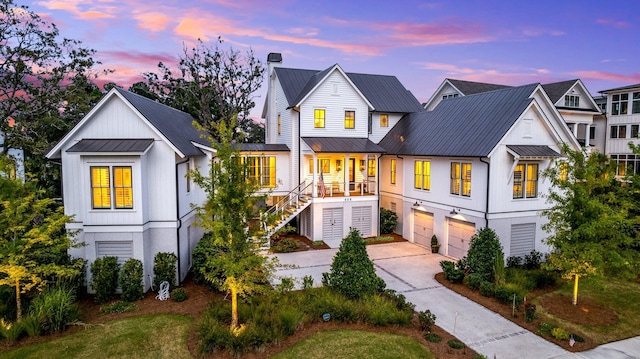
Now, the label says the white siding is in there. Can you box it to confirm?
[369,112,404,144]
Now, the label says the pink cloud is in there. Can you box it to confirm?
[596,19,632,29]
[416,62,557,86]
[571,70,640,83]
[99,51,177,67]
[375,20,492,46]
[134,12,173,32]
[36,0,115,20]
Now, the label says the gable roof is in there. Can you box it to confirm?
[447,79,511,95]
[274,67,424,113]
[379,84,539,157]
[599,83,640,94]
[302,137,385,153]
[46,88,212,159]
[541,79,579,104]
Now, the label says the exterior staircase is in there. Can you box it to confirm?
[262,181,313,242]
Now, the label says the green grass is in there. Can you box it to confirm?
[535,276,640,344]
[271,329,434,359]
[363,236,394,244]
[0,314,192,359]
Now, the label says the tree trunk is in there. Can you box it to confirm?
[572,275,579,305]
[230,280,238,331]
[15,279,22,321]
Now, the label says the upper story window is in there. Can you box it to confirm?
[380,114,389,127]
[246,156,276,188]
[589,126,596,140]
[450,162,471,197]
[442,93,459,100]
[632,125,639,139]
[367,158,376,177]
[314,109,325,128]
[633,92,640,114]
[344,110,355,129]
[390,159,396,184]
[612,94,629,115]
[564,95,579,107]
[186,161,191,193]
[513,163,538,199]
[610,125,627,139]
[277,114,281,135]
[414,160,431,190]
[91,166,133,209]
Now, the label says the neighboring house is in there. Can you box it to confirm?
[46,88,213,292]
[424,78,602,153]
[379,84,581,258]
[260,53,424,247]
[598,84,640,175]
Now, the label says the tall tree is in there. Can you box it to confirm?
[542,144,640,305]
[191,118,273,331]
[143,38,265,143]
[0,0,103,194]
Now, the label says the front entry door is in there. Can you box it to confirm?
[349,158,356,191]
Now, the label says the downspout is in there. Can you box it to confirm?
[377,153,384,237]
[293,107,301,187]
[479,157,490,228]
[175,157,190,284]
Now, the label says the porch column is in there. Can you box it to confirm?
[584,125,590,147]
[312,154,318,197]
[572,123,578,137]
[344,154,350,197]
[374,154,379,195]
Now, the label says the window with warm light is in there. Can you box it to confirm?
[344,110,355,129]
[91,166,133,209]
[320,159,330,173]
[390,159,396,184]
[414,160,430,190]
[450,162,471,197]
[380,114,389,127]
[513,163,538,199]
[367,158,376,176]
[314,109,325,128]
[246,156,276,188]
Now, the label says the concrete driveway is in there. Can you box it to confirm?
[272,241,640,359]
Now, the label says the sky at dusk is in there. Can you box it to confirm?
[26,0,640,119]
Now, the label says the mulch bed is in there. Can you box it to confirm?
[272,233,407,253]
[434,272,619,352]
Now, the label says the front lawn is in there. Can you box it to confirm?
[0,314,192,359]
[271,329,435,359]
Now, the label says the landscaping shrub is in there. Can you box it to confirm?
[524,250,542,269]
[551,327,570,340]
[99,301,137,314]
[418,309,436,332]
[447,339,465,349]
[424,333,442,342]
[494,285,524,307]
[191,233,228,287]
[506,256,522,268]
[381,289,415,312]
[171,288,188,302]
[494,251,505,285]
[271,237,299,253]
[120,258,144,302]
[379,208,398,234]
[276,277,295,293]
[466,273,484,290]
[362,295,412,326]
[525,303,536,322]
[479,281,495,297]
[20,315,41,337]
[464,227,504,282]
[538,322,555,336]
[28,286,79,334]
[153,252,178,290]
[90,256,120,303]
[322,228,385,299]
[440,260,464,284]
[301,275,314,290]
[531,270,557,289]
[0,318,23,342]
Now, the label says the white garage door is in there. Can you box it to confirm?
[510,223,536,257]
[96,241,133,265]
[323,208,344,247]
[352,206,372,237]
[413,211,434,247]
[448,219,475,259]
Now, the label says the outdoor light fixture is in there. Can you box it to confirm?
[450,208,466,221]
[413,201,420,207]
[336,159,342,172]
[450,208,458,215]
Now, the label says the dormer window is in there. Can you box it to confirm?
[564,95,579,107]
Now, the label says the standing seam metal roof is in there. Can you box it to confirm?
[67,138,154,153]
[541,80,578,104]
[448,79,511,95]
[115,88,210,157]
[379,84,538,157]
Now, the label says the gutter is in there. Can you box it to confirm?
[175,157,190,284]
[479,157,490,228]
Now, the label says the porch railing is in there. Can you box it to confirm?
[302,180,377,197]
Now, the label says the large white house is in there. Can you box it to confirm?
[46,88,213,291]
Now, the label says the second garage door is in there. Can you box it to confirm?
[448,219,475,258]
[413,211,434,247]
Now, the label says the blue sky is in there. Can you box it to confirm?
[27,0,640,118]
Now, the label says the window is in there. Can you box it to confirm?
[513,163,538,199]
[277,114,281,135]
[186,161,191,193]
[310,158,329,174]
[367,158,376,177]
[380,114,389,127]
[344,110,355,129]
[558,162,569,181]
[450,162,471,197]
[414,160,431,190]
[368,113,372,134]
[633,125,639,139]
[442,93,459,100]
[612,94,628,115]
[314,109,325,128]
[390,159,396,184]
[633,92,640,114]
[246,156,276,188]
[610,125,627,139]
[611,154,640,176]
[564,95,579,107]
[589,126,596,140]
[91,166,133,209]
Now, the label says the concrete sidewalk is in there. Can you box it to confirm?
[271,242,640,359]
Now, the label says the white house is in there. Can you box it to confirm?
[379,84,581,258]
[46,88,213,291]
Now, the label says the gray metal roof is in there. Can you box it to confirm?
[302,137,386,153]
[506,145,560,158]
[379,84,538,157]
[599,83,640,94]
[542,79,578,103]
[67,139,154,153]
[448,79,511,95]
[240,143,290,152]
[274,67,424,113]
[115,88,210,157]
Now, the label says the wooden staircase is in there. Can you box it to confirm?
[262,181,313,242]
